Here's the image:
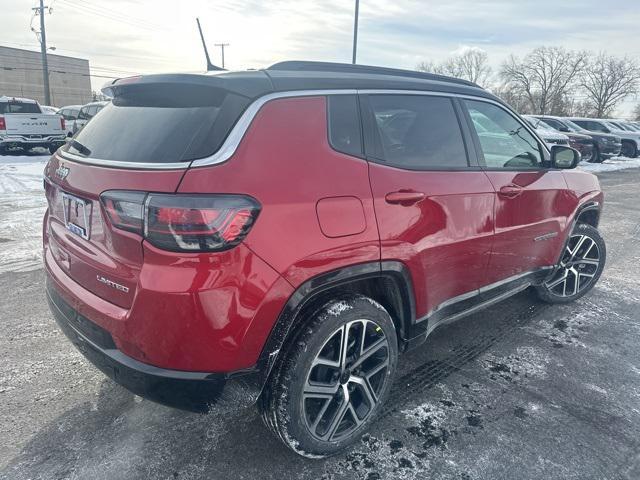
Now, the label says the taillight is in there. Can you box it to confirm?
[0,116,6,130]
[60,117,65,130]
[100,191,260,252]
[101,191,146,234]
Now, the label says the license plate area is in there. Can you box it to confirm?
[61,192,92,240]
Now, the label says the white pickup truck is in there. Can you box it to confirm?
[0,96,67,154]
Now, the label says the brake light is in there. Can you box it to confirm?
[0,116,5,130]
[101,191,146,234]
[60,116,65,130]
[100,192,260,252]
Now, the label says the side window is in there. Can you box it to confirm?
[78,108,89,120]
[366,95,468,169]
[69,108,79,120]
[585,121,607,133]
[87,106,98,118]
[327,95,363,157]
[464,100,543,169]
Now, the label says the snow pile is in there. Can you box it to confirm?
[0,153,50,274]
[578,156,640,173]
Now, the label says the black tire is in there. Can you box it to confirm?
[260,295,398,458]
[621,140,637,158]
[591,145,602,163]
[535,223,606,304]
[48,145,58,155]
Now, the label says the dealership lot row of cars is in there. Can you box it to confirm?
[1,94,640,162]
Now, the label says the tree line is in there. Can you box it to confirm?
[417,46,640,119]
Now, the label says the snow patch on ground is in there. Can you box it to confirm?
[578,156,640,173]
[0,152,50,274]
[481,346,551,382]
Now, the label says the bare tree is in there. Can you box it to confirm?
[580,53,640,118]
[491,83,531,113]
[634,103,640,121]
[417,47,492,87]
[416,60,440,75]
[500,46,588,115]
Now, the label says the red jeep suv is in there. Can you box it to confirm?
[43,61,606,457]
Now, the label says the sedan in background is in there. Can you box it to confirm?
[526,115,595,162]
[72,101,108,135]
[536,116,621,163]
[40,105,59,115]
[57,105,82,136]
[522,115,571,148]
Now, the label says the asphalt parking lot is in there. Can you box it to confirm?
[1,169,640,480]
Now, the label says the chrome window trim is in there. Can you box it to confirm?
[189,89,358,168]
[57,87,545,170]
[57,150,189,170]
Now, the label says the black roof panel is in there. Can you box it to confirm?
[104,61,500,104]
[268,61,478,87]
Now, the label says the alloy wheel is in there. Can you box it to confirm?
[302,319,390,442]
[545,233,601,297]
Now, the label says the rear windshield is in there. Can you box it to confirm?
[62,84,251,163]
[0,102,42,114]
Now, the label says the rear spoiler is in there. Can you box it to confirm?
[101,73,273,100]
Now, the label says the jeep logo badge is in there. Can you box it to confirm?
[55,164,70,180]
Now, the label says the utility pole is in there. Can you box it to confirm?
[33,0,51,105]
[214,43,229,69]
[352,0,359,64]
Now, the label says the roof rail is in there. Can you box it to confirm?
[267,61,479,88]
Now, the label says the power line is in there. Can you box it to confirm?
[57,0,172,32]
[1,65,127,79]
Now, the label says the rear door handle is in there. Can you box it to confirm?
[498,184,523,199]
[385,190,426,205]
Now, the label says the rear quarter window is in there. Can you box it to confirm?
[327,95,363,157]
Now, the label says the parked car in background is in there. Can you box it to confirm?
[526,116,595,162]
[569,118,640,158]
[533,116,621,163]
[0,96,66,154]
[43,62,606,457]
[57,105,82,136]
[522,115,571,148]
[609,120,640,133]
[72,101,108,135]
[40,105,59,115]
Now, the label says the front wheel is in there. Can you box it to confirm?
[260,295,398,458]
[535,223,606,304]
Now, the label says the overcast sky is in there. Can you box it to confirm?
[3,0,640,112]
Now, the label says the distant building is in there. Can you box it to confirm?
[0,46,92,107]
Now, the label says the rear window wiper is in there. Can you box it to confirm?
[70,140,92,157]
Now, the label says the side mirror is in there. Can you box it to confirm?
[559,126,569,133]
[551,145,580,169]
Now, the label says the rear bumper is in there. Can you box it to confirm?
[46,279,262,412]
[1,134,66,148]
